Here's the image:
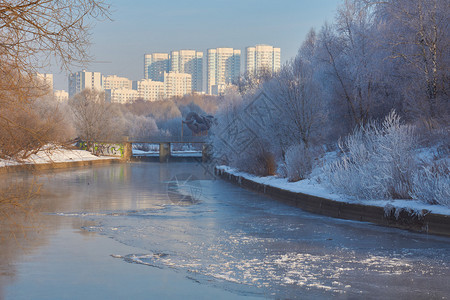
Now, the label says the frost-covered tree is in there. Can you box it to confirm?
[315,0,398,130]
[124,113,158,140]
[269,42,326,150]
[371,0,449,128]
[69,89,124,143]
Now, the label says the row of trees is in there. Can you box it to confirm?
[210,0,449,205]
[69,90,219,143]
[0,84,221,160]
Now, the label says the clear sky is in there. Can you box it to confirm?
[48,0,341,90]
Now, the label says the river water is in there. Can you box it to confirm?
[1,162,449,299]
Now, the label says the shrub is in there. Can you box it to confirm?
[285,143,314,182]
[410,161,450,207]
[232,140,276,177]
[324,111,416,199]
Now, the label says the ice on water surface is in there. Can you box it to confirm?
[75,176,450,298]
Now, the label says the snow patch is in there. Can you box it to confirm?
[0,147,118,167]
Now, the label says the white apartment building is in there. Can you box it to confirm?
[207,48,241,95]
[54,90,68,102]
[164,72,192,98]
[246,45,281,75]
[103,75,132,90]
[144,53,170,82]
[68,70,103,98]
[105,88,138,104]
[34,73,53,92]
[136,79,165,102]
[170,50,203,92]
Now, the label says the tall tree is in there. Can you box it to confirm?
[69,89,123,143]
[373,0,449,127]
[0,0,110,158]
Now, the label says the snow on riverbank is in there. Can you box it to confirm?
[0,148,118,167]
[216,165,450,217]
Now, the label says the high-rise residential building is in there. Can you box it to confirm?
[105,88,138,104]
[103,75,132,90]
[164,72,192,98]
[34,73,53,92]
[136,79,165,102]
[144,50,203,92]
[245,44,281,75]
[144,53,170,82]
[170,50,203,92]
[54,90,68,102]
[68,70,103,98]
[206,48,241,95]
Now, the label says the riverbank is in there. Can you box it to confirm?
[215,166,450,237]
[0,148,121,174]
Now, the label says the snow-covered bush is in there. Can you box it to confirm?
[233,140,276,176]
[124,113,158,140]
[411,161,450,207]
[324,111,417,199]
[285,143,314,182]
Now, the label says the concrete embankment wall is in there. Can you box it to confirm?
[0,158,121,175]
[215,168,450,237]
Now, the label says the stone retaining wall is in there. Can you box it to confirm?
[215,168,450,237]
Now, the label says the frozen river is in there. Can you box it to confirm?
[1,162,449,299]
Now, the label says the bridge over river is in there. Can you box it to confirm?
[79,136,209,162]
[126,136,209,162]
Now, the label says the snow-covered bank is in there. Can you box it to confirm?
[0,148,119,168]
[216,166,450,217]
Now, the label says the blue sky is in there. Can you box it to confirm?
[49,0,341,90]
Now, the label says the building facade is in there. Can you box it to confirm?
[103,75,132,90]
[245,45,281,75]
[54,90,68,102]
[68,70,103,98]
[144,53,170,82]
[105,88,138,104]
[136,79,165,102]
[170,50,203,92]
[206,48,241,95]
[144,50,203,92]
[164,72,192,98]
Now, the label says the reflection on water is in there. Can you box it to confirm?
[1,162,450,299]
